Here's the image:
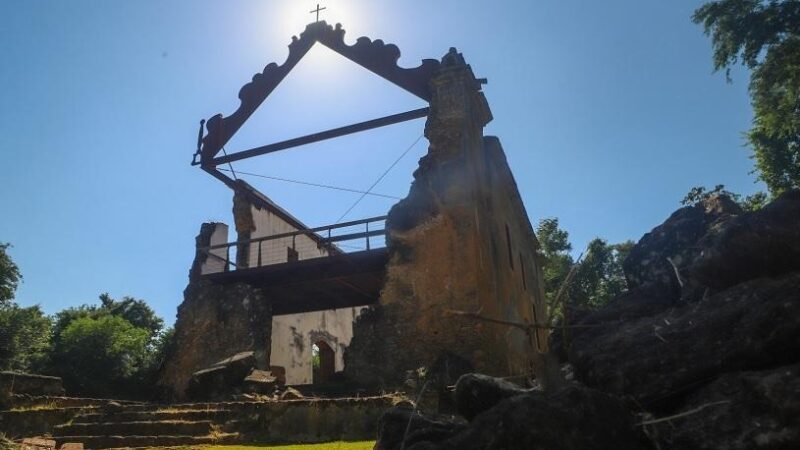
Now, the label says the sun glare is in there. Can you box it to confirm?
[275,1,362,41]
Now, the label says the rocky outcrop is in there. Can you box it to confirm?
[375,406,467,450]
[688,190,800,291]
[570,272,800,405]
[544,191,800,447]
[376,191,800,450]
[653,364,800,450]
[453,373,529,420]
[622,194,742,291]
[376,377,651,450]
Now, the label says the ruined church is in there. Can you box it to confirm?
[160,21,548,399]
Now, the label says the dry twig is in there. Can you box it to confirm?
[636,400,731,426]
[547,253,584,326]
[444,307,604,331]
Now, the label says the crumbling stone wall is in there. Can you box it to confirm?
[345,49,545,388]
[158,224,272,400]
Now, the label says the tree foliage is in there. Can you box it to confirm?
[0,244,21,304]
[0,303,51,372]
[681,184,768,211]
[52,293,163,346]
[0,243,169,399]
[694,0,800,194]
[536,218,574,307]
[47,293,167,398]
[536,218,632,314]
[570,239,634,310]
[51,315,151,397]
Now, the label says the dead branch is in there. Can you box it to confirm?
[636,401,731,426]
[444,307,604,331]
[666,256,684,288]
[547,252,584,324]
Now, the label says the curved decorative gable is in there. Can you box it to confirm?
[200,21,441,162]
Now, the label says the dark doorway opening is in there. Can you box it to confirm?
[312,340,335,383]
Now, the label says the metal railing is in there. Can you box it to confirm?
[199,215,387,273]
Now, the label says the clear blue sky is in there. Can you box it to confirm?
[1,1,760,325]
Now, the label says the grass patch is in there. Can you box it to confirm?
[7,401,59,412]
[201,442,375,450]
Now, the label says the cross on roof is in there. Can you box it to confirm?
[310,4,327,22]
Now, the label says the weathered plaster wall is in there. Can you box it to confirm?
[345,49,545,388]
[244,203,328,266]
[232,182,329,269]
[270,307,364,385]
[232,184,362,385]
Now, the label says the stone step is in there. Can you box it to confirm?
[72,409,236,423]
[53,433,238,449]
[9,395,145,410]
[54,420,214,437]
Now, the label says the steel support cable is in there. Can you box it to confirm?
[220,147,238,180]
[217,168,402,200]
[335,134,425,224]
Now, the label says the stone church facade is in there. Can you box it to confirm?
[159,22,547,399]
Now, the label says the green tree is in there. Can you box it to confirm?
[48,294,166,398]
[98,293,164,338]
[570,239,634,309]
[694,0,800,194]
[536,218,632,313]
[51,315,150,397]
[52,293,163,346]
[536,217,634,317]
[0,303,52,372]
[0,244,21,304]
[681,184,768,211]
[535,218,574,307]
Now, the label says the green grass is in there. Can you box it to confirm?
[188,442,375,450]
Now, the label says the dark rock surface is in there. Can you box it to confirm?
[185,351,258,401]
[428,352,474,414]
[376,383,651,450]
[622,194,741,290]
[374,405,467,450]
[569,272,800,405]
[453,373,529,420]
[689,189,800,291]
[550,282,677,360]
[375,192,800,450]
[654,364,800,450]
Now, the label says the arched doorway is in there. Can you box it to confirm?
[312,340,335,383]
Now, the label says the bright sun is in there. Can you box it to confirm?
[275,1,362,39]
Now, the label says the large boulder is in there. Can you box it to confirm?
[550,282,678,360]
[427,352,474,414]
[441,384,651,450]
[186,351,284,400]
[376,383,652,450]
[569,272,800,406]
[374,405,467,450]
[623,194,742,291]
[654,364,800,449]
[689,189,800,291]
[453,373,529,420]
